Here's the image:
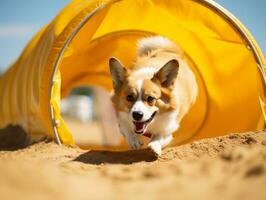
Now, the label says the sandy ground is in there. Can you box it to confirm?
[0,130,266,200]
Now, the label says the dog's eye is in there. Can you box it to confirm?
[147,96,155,104]
[126,94,135,102]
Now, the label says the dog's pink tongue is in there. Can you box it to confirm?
[135,122,145,132]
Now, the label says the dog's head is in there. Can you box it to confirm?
[109,57,179,134]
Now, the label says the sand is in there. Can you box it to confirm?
[0,131,266,200]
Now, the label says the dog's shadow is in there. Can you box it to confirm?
[73,148,158,165]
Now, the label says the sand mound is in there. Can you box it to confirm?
[0,131,266,200]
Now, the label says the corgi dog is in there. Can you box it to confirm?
[109,36,198,155]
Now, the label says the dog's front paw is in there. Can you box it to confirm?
[148,141,162,156]
[128,137,143,150]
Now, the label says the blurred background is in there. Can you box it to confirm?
[0,0,265,74]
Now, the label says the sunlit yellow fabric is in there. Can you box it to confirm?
[0,0,265,146]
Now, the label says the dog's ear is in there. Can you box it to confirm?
[152,59,179,88]
[109,57,128,90]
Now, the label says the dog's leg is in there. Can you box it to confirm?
[122,131,143,150]
[148,134,173,156]
[128,134,143,150]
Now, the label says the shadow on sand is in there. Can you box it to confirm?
[74,148,158,165]
[0,125,29,151]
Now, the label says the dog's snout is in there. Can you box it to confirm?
[132,111,144,121]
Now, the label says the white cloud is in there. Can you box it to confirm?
[0,24,37,37]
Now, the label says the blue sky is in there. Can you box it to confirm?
[0,0,265,72]
[0,0,70,72]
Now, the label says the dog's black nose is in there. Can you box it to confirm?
[132,111,143,121]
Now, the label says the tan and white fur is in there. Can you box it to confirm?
[109,36,198,155]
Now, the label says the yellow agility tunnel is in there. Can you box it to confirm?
[0,0,265,147]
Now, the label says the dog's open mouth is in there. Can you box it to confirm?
[133,111,157,134]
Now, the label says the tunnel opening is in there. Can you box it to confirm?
[60,85,122,149]
[49,0,265,147]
